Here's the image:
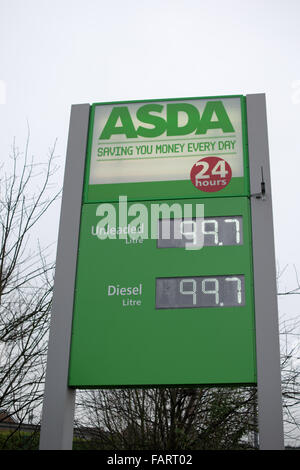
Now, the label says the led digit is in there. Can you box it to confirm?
[179,279,197,305]
[225,276,242,304]
[179,220,197,246]
[202,219,219,245]
[202,278,220,304]
[224,218,241,244]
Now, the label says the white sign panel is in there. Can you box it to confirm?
[89,97,245,185]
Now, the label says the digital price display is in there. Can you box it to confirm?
[156,275,245,309]
[69,196,256,388]
[157,216,243,249]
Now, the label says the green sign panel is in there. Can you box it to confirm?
[68,96,256,388]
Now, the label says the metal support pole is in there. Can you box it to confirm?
[246,94,284,450]
[39,104,90,450]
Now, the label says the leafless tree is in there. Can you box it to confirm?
[277,265,300,446]
[0,134,60,444]
[75,385,258,450]
[279,315,300,446]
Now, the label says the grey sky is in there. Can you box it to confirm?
[1,0,299,443]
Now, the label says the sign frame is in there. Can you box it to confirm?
[39,94,284,450]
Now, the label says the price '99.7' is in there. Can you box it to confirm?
[157,216,243,250]
[156,275,245,309]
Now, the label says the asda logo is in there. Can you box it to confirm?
[99,101,235,140]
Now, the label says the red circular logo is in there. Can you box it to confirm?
[190,156,232,192]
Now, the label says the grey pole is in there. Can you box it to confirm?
[39,104,90,450]
[246,94,284,450]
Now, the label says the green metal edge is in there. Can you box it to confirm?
[91,94,244,107]
[83,103,95,203]
[241,96,250,196]
[245,196,257,382]
[240,96,257,378]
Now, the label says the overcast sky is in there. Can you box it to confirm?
[1,0,299,443]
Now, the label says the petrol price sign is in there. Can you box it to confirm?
[41,95,285,450]
[67,95,256,388]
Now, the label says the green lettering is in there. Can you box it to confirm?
[196,101,235,134]
[167,103,199,136]
[136,104,166,138]
[99,107,137,140]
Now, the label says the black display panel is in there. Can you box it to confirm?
[156,275,245,309]
[157,216,243,249]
